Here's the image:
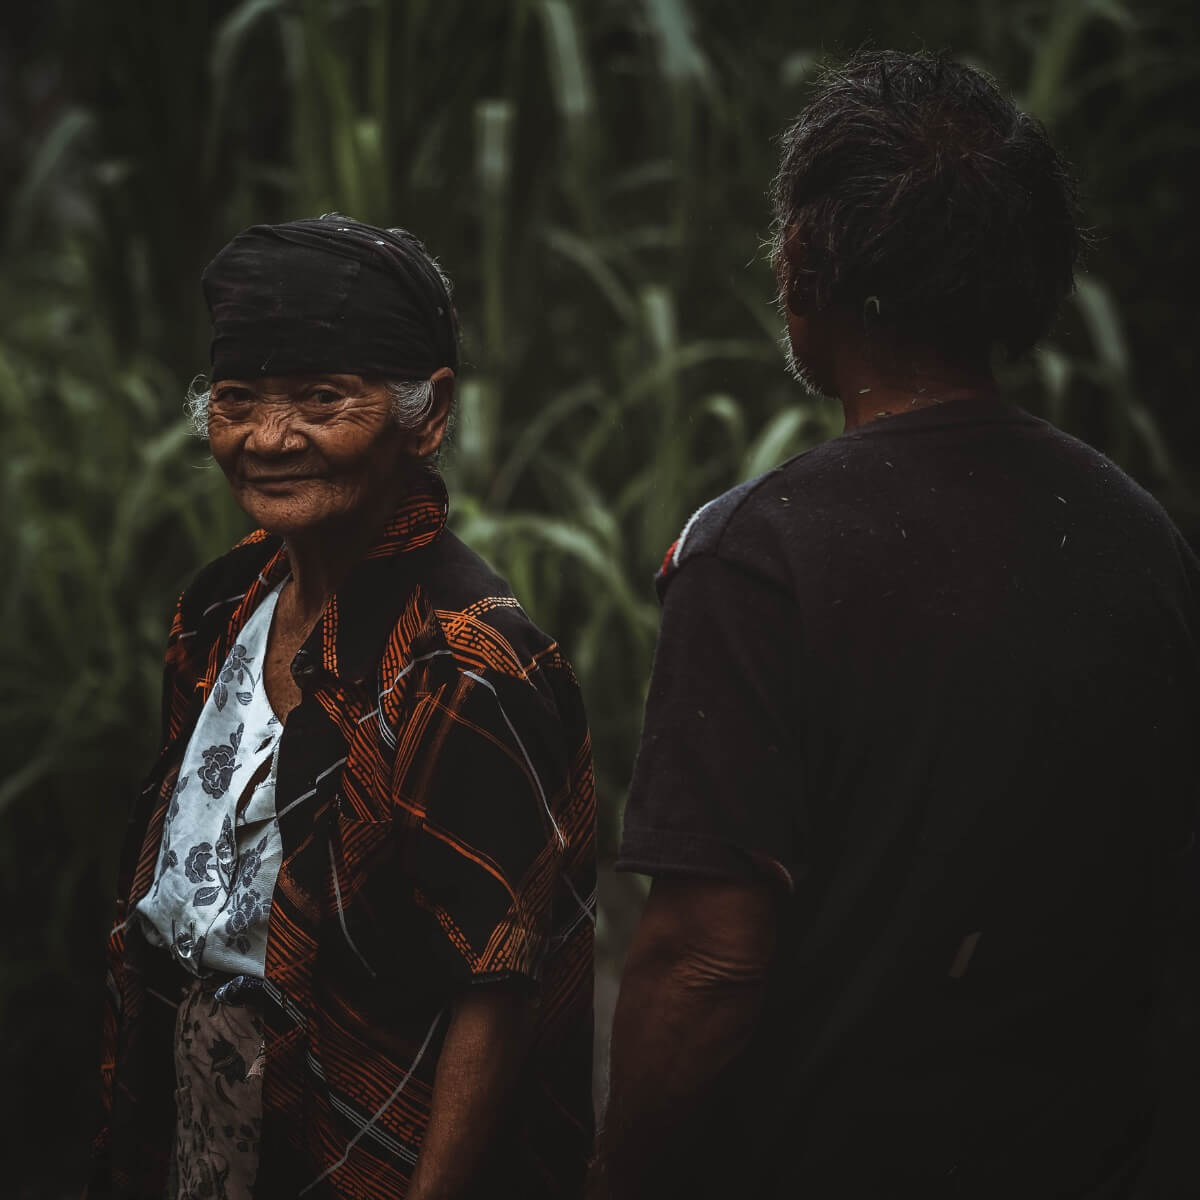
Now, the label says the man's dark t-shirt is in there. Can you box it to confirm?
[618,397,1200,1198]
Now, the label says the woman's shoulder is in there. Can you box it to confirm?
[417,531,576,695]
[174,531,283,634]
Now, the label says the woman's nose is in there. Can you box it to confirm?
[243,405,306,454]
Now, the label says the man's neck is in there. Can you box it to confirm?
[836,357,997,431]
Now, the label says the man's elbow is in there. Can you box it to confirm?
[624,876,778,994]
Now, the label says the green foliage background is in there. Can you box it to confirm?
[1,0,1197,1191]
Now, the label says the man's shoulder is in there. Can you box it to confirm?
[659,477,768,580]
[1021,416,1200,579]
[657,442,843,596]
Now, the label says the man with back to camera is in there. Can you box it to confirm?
[596,50,1200,1198]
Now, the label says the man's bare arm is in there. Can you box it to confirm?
[407,984,537,1200]
[595,877,777,1199]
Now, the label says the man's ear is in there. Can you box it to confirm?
[405,366,455,458]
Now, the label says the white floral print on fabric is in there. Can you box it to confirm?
[136,583,286,979]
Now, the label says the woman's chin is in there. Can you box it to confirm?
[241,501,384,545]
[237,497,333,537]
[234,482,340,535]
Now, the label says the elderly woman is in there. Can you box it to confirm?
[89,217,596,1199]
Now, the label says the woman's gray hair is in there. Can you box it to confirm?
[385,378,437,428]
[184,376,211,437]
[184,376,438,439]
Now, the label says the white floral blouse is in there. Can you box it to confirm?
[136,582,285,978]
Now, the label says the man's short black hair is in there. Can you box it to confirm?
[772,49,1081,359]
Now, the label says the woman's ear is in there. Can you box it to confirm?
[405,367,455,458]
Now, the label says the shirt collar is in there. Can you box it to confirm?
[234,470,449,689]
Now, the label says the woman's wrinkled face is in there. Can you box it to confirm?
[207,373,406,537]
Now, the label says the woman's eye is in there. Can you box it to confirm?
[213,387,253,408]
[311,390,342,405]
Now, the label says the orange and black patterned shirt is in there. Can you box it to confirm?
[91,472,596,1198]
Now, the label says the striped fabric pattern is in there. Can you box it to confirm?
[91,472,596,1198]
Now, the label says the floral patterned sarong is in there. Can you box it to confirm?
[170,976,265,1200]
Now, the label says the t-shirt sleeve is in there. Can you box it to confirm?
[617,552,802,891]
[400,666,577,988]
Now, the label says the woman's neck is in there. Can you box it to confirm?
[280,490,400,624]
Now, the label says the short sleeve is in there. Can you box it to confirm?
[400,667,573,987]
[617,553,802,891]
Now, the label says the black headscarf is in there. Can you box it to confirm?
[202,216,458,383]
